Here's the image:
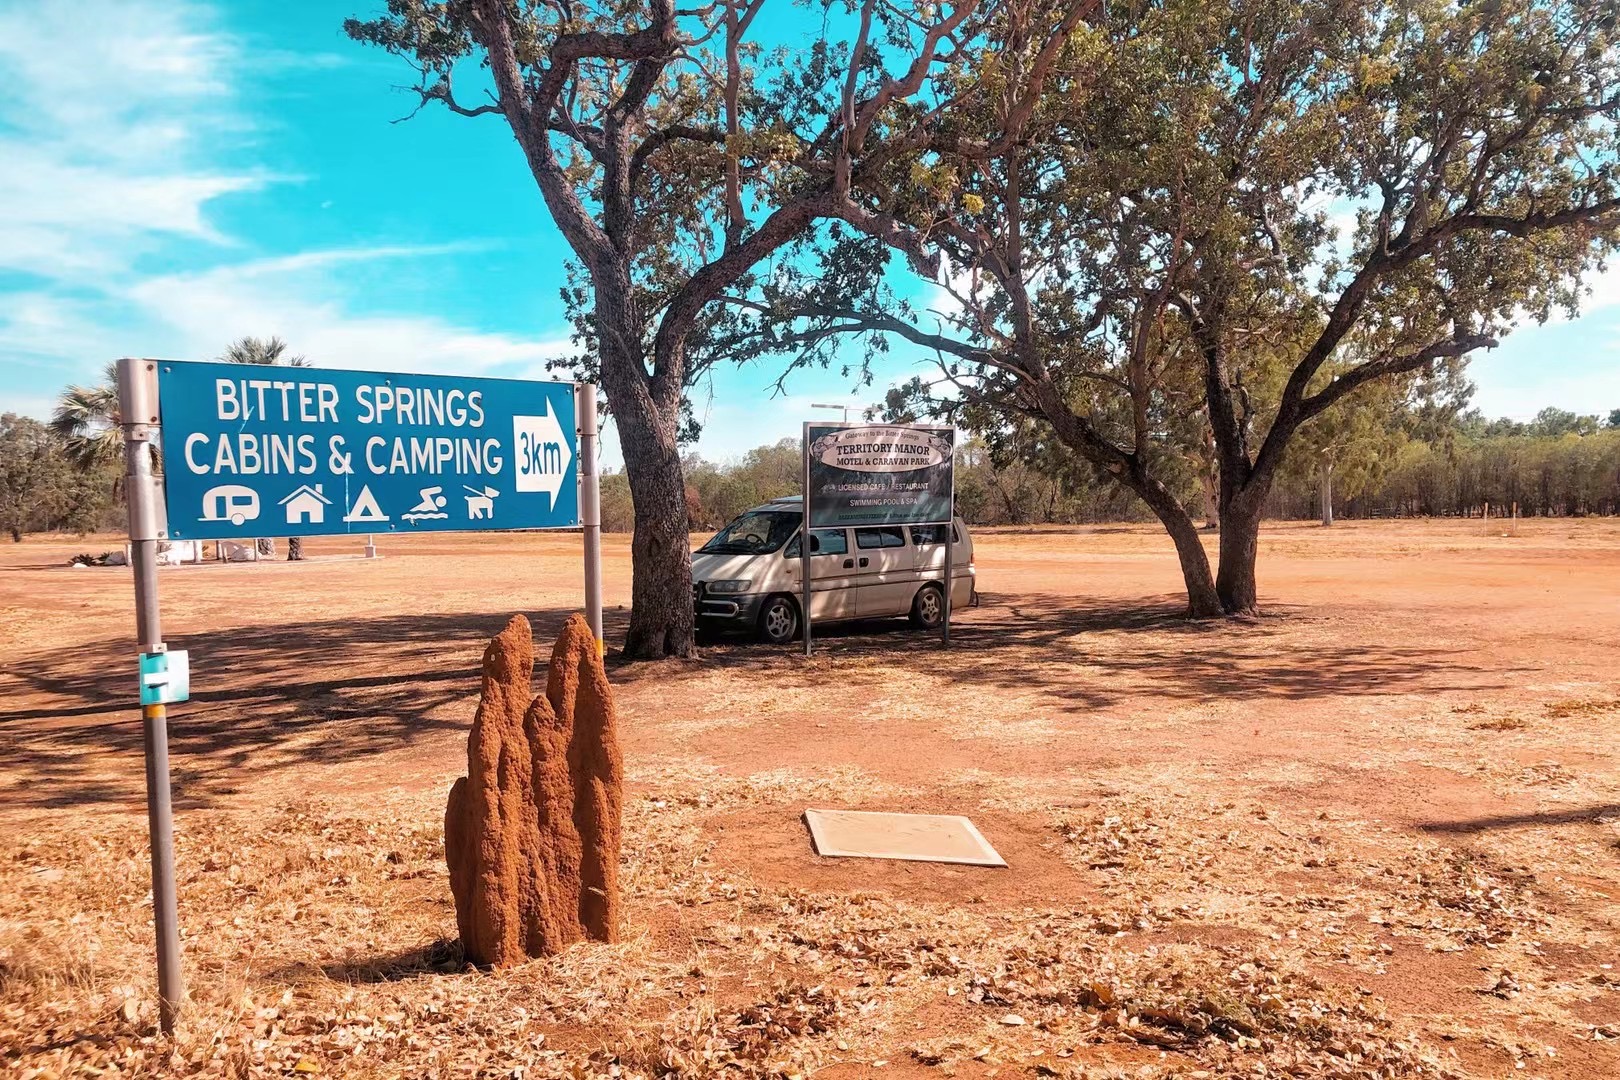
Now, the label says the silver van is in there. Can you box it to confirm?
[691,496,975,644]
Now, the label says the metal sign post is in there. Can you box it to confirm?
[942,520,954,649]
[802,425,814,656]
[576,383,604,653]
[112,357,593,1030]
[116,358,184,1035]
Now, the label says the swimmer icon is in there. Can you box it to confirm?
[402,486,449,523]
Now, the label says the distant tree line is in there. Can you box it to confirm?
[595,405,1620,535]
[1271,408,1620,520]
[11,388,1614,544]
[1,339,312,547]
[0,414,122,542]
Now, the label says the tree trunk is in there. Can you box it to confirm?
[1133,478,1223,617]
[618,420,695,658]
[1165,509,1223,616]
[1215,492,1263,615]
[593,277,696,660]
[288,536,304,561]
[1200,430,1220,529]
[1319,460,1334,527]
[9,527,20,543]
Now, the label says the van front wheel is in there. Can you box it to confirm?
[911,583,945,629]
[758,595,800,645]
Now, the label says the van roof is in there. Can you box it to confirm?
[740,495,801,514]
[740,494,965,527]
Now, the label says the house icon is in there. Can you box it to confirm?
[279,483,332,525]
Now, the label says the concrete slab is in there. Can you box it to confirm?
[803,808,1006,867]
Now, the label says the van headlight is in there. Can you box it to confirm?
[706,579,753,594]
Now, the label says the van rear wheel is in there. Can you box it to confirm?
[911,583,945,629]
[758,595,799,645]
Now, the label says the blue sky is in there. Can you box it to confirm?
[2,0,1617,467]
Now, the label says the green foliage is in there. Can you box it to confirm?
[51,362,124,472]
[953,436,1152,524]
[1326,423,1620,517]
[0,414,116,541]
[599,471,636,533]
[219,336,308,367]
[611,403,1620,533]
[750,0,1620,611]
[1525,407,1600,437]
[682,438,801,529]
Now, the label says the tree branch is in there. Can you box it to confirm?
[629,123,728,185]
[390,70,501,124]
[1297,334,1496,424]
[468,0,613,271]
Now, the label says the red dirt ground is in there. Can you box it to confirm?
[2,519,1618,1078]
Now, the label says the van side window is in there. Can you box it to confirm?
[855,526,907,549]
[784,529,849,558]
[909,523,960,545]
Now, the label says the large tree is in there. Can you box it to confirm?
[766,0,1620,615]
[345,0,1094,656]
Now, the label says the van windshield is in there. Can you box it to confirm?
[697,510,800,555]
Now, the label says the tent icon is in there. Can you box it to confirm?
[343,485,389,524]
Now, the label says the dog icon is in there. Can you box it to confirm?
[463,485,499,520]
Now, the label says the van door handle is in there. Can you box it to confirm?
[842,559,854,569]
[858,557,869,568]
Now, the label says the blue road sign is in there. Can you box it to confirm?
[155,361,579,539]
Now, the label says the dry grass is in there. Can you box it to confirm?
[2,763,1600,1079]
[3,520,1620,1077]
[2,767,1476,1079]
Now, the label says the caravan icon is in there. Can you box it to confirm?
[201,485,261,527]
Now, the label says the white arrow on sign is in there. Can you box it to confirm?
[512,401,574,509]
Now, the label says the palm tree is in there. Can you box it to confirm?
[51,361,127,475]
[220,337,310,558]
[220,335,308,368]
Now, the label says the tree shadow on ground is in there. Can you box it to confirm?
[2,606,621,813]
[1416,804,1620,834]
[654,590,1519,710]
[271,937,466,985]
[3,590,1518,813]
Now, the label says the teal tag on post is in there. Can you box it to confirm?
[139,650,191,706]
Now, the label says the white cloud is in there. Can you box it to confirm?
[0,1,266,283]
[0,394,59,422]
[0,150,270,277]
[0,2,573,401]
[125,247,574,374]
[0,3,237,152]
